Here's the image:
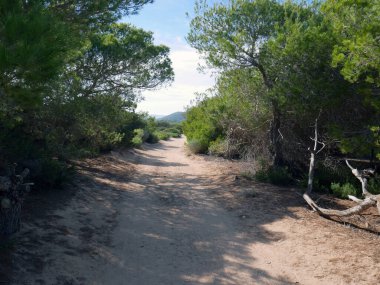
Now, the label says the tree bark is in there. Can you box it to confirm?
[306,117,324,194]
[0,203,21,236]
[255,63,284,167]
[0,168,30,236]
[271,102,284,167]
[307,152,315,194]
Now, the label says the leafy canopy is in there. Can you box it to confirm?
[323,0,380,86]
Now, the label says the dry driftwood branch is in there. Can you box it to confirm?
[303,160,380,217]
[341,158,380,164]
[345,160,372,197]
[303,193,378,217]
[347,195,363,203]
[303,115,380,218]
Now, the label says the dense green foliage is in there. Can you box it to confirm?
[255,166,293,186]
[330,182,358,199]
[0,0,173,187]
[130,116,183,148]
[185,0,380,197]
[324,0,380,86]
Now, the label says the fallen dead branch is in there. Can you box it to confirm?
[303,160,380,217]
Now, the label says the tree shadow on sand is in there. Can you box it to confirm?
[2,141,305,285]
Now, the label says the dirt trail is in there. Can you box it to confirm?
[1,137,379,285]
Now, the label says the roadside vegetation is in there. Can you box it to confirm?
[131,117,183,148]
[0,0,176,235]
[0,1,174,189]
[1,0,379,235]
[184,0,380,201]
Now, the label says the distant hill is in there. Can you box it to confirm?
[158,112,185,123]
[152,114,165,119]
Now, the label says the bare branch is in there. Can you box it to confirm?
[343,158,380,164]
[345,159,354,171]
[316,142,326,154]
[347,195,363,203]
[304,153,380,221]
[303,193,377,217]
[277,128,284,140]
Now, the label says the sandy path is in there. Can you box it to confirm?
[2,137,379,284]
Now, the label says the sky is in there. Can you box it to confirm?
[122,0,222,116]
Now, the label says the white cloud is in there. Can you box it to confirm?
[136,45,215,116]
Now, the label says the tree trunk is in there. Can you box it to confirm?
[271,102,284,166]
[307,152,315,194]
[0,203,21,236]
[306,117,324,194]
[0,168,30,237]
[255,64,283,167]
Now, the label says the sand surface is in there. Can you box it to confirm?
[1,137,379,284]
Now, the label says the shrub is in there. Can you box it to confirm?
[208,138,228,157]
[295,164,359,193]
[99,131,124,152]
[166,127,182,137]
[254,169,269,183]
[131,129,145,147]
[155,131,170,141]
[131,136,143,147]
[168,132,181,138]
[296,174,329,192]
[145,132,159,144]
[255,166,293,186]
[268,167,293,186]
[183,97,223,151]
[34,159,73,188]
[331,182,358,198]
[187,139,208,154]
[313,164,355,191]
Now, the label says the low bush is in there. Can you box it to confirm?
[145,132,159,144]
[187,139,208,154]
[254,169,270,183]
[155,131,170,141]
[137,117,183,143]
[295,164,359,193]
[131,129,145,147]
[208,138,228,157]
[255,166,293,186]
[131,136,143,147]
[166,127,182,137]
[314,165,355,191]
[331,182,358,198]
[168,132,181,138]
[34,159,74,188]
[182,97,222,152]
